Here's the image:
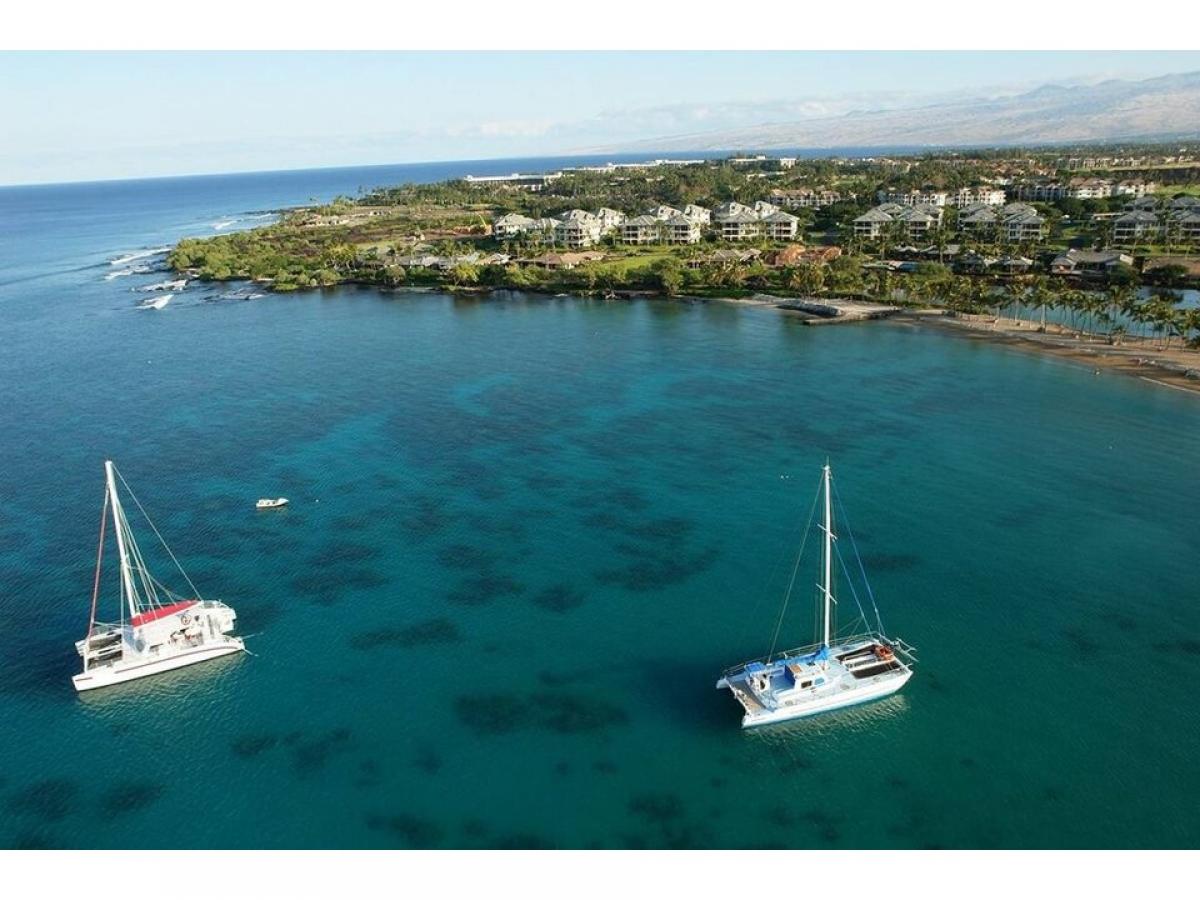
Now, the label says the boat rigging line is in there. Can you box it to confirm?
[832,479,886,636]
[114,464,205,603]
[768,471,823,660]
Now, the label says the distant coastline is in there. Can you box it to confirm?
[164,145,1200,394]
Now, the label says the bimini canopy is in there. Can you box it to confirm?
[130,600,198,628]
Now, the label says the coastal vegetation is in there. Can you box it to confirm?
[167,147,1200,351]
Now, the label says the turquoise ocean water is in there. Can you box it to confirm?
[1,162,1199,849]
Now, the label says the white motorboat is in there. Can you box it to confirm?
[72,461,245,693]
[255,497,289,509]
[716,463,916,727]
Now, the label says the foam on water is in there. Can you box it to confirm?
[109,247,170,267]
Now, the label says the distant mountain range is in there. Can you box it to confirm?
[607,71,1200,153]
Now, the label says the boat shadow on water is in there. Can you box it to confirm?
[74,651,247,712]
[637,657,741,735]
[741,692,912,746]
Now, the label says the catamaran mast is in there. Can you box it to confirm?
[822,463,834,648]
[105,460,139,620]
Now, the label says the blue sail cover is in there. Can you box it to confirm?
[793,645,830,665]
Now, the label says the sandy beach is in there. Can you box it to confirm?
[896,310,1200,396]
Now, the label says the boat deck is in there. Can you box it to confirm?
[850,659,903,679]
[720,637,915,725]
[727,679,767,713]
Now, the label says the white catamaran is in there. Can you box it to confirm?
[716,463,916,727]
[73,460,245,692]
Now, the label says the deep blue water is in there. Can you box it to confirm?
[1,162,1199,849]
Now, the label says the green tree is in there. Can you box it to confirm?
[448,263,480,287]
[652,258,684,296]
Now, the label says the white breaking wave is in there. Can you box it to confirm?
[212,219,237,230]
[138,279,187,292]
[104,265,151,280]
[138,293,173,310]
[110,247,170,267]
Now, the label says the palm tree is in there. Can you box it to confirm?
[995,281,1019,326]
[872,269,895,303]
[1105,284,1136,343]
[1151,290,1184,349]
[1182,308,1200,350]
[1027,275,1052,331]
[1060,288,1086,334]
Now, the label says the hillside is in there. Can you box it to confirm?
[611,71,1200,152]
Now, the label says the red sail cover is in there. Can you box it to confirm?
[130,600,197,628]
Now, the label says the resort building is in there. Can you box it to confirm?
[876,189,949,207]
[994,255,1033,275]
[519,250,605,270]
[769,189,844,209]
[1011,181,1068,202]
[949,186,1007,207]
[393,253,443,269]
[554,210,603,248]
[646,205,683,221]
[1049,249,1134,277]
[716,210,763,241]
[683,204,711,224]
[959,203,1046,242]
[1113,180,1158,198]
[493,213,537,238]
[1066,177,1114,199]
[713,202,762,241]
[713,201,754,219]
[762,210,801,241]
[957,203,1000,234]
[686,248,762,269]
[664,214,702,244]
[1112,210,1161,244]
[801,246,843,264]
[853,206,898,240]
[753,200,780,219]
[595,208,625,233]
[621,215,662,245]
[464,172,562,192]
[897,206,939,238]
[768,245,808,267]
[1168,196,1200,240]
[853,203,944,240]
[999,205,1047,242]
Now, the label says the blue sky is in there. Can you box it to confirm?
[3,51,1200,186]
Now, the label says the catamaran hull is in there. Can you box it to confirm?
[739,669,912,729]
[72,638,244,693]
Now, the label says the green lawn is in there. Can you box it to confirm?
[592,250,674,276]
